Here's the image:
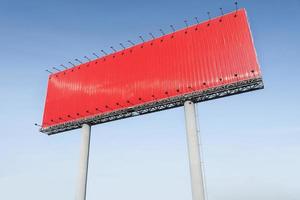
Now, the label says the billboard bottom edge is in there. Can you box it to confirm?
[41,77,264,135]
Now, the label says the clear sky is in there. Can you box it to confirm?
[0,0,299,199]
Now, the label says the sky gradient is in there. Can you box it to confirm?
[0,0,299,200]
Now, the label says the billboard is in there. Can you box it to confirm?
[41,8,263,134]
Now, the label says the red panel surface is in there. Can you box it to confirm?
[42,9,261,128]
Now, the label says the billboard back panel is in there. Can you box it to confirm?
[41,9,263,134]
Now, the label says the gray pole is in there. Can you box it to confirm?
[76,124,91,200]
[184,101,205,200]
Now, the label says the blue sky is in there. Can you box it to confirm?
[0,0,299,199]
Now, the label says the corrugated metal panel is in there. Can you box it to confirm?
[42,9,262,129]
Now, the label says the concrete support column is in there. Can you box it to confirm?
[184,101,205,200]
[76,124,91,200]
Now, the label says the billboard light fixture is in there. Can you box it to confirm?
[92,53,99,58]
[138,97,145,102]
[170,25,175,32]
[110,46,117,52]
[235,2,238,17]
[45,69,52,74]
[101,50,108,55]
[116,102,123,107]
[34,123,41,127]
[184,20,189,28]
[95,108,102,112]
[207,12,211,26]
[127,40,135,46]
[139,35,145,42]
[151,95,157,100]
[219,8,224,22]
[220,7,224,16]
[52,67,61,72]
[126,100,134,106]
[86,110,94,114]
[75,59,83,64]
[84,56,91,61]
[149,32,155,39]
[119,43,126,50]
[159,29,165,36]
[67,115,74,119]
[68,61,76,67]
[105,105,112,110]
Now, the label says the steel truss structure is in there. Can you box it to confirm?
[41,77,263,135]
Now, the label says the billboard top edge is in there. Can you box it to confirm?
[47,8,247,78]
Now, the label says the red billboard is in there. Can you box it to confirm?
[41,8,263,134]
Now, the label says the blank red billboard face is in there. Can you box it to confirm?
[41,8,263,134]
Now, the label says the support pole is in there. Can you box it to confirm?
[184,101,205,200]
[76,124,91,200]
